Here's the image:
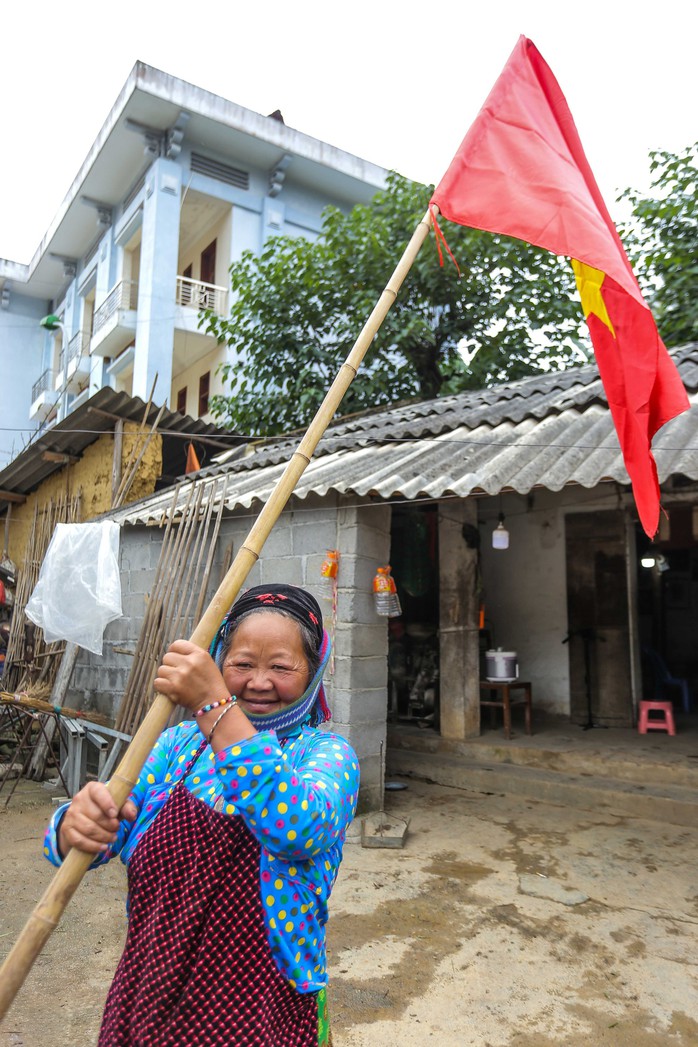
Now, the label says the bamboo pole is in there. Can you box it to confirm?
[0,206,435,1020]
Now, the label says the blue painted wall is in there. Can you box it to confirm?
[0,292,47,467]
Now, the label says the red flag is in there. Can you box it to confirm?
[430,35,689,537]
[185,442,201,473]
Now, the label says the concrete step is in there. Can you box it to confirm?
[463,741,696,788]
[387,747,698,828]
[387,722,698,790]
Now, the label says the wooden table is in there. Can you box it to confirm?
[479,680,533,739]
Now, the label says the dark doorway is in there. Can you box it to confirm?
[565,511,633,727]
[200,240,217,286]
[388,505,440,729]
[637,509,698,717]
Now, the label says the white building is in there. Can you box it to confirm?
[0,62,388,468]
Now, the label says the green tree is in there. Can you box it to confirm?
[205,172,584,436]
[620,142,697,347]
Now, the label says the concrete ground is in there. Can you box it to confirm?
[1,757,697,1047]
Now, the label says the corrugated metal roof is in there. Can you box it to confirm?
[114,343,698,525]
[0,388,241,504]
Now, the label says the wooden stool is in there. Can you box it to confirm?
[479,680,533,739]
[638,700,676,735]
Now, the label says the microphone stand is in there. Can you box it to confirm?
[562,627,607,731]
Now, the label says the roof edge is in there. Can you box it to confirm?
[9,62,142,277]
[6,62,388,280]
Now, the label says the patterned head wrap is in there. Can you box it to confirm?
[210,584,331,735]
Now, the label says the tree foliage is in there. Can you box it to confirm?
[620,142,698,347]
[205,172,587,436]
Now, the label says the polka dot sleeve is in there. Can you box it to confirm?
[43,727,180,868]
[214,728,359,862]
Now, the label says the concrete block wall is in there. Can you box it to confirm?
[69,492,391,810]
[332,498,391,813]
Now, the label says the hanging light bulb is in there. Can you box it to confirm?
[492,512,510,550]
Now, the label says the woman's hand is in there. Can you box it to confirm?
[59,781,137,856]
[154,639,229,714]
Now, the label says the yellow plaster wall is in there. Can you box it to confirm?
[7,424,162,572]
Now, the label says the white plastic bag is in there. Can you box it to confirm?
[25,521,123,655]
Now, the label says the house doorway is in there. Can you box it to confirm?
[388,505,440,729]
[565,511,634,727]
[636,507,698,720]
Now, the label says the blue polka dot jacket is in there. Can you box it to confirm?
[44,721,360,993]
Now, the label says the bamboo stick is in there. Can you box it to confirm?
[172,485,207,628]
[174,482,215,637]
[193,476,229,625]
[111,419,124,506]
[126,485,203,726]
[0,206,435,1020]
[166,477,229,729]
[115,484,192,734]
[118,486,183,729]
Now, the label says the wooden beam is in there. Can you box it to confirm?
[0,490,26,504]
[112,419,124,506]
[41,451,80,464]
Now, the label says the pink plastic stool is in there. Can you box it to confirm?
[638,700,676,735]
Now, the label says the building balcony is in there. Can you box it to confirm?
[175,276,228,334]
[29,369,57,420]
[56,331,91,392]
[66,386,90,413]
[90,280,138,358]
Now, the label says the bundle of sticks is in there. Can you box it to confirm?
[0,690,111,728]
[3,492,81,693]
[115,474,229,737]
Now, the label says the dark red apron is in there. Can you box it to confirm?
[98,740,318,1046]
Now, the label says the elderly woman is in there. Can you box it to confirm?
[44,584,359,1046]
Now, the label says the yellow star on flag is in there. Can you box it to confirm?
[571,260,616,338]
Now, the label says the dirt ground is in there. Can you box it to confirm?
[1,776,697,1046]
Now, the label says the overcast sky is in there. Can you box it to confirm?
[2,0,695,264]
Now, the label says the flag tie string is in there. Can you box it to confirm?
[429,205,461,277]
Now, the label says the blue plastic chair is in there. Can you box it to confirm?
[642,646,692,713]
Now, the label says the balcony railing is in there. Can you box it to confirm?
[32,369,55,402]
[93,280,138,336]
[59,331,90,371]
[176,276,228,315]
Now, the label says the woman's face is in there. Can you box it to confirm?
[221,613,310,718]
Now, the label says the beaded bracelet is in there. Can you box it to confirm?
[195,694,236,718]
[206,699,238,745]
